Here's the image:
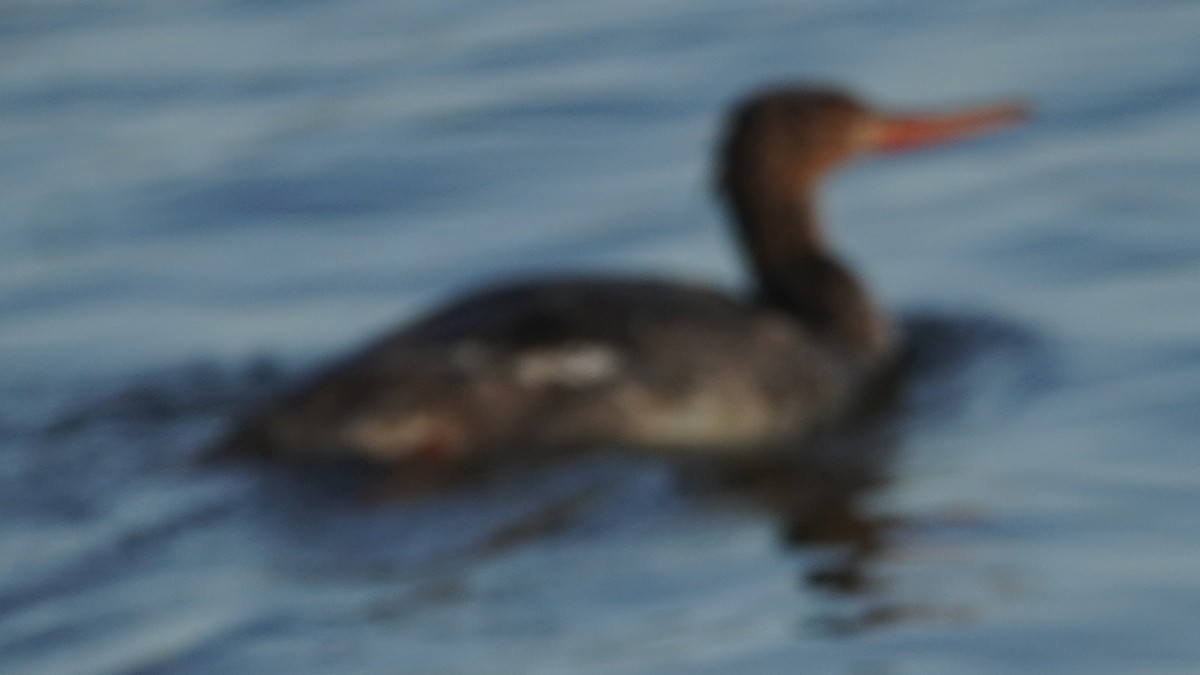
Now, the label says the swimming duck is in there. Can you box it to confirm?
[216,86,1024,464]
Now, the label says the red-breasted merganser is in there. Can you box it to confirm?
[216,86,1025,464]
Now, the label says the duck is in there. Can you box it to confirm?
[214,85,1025,465]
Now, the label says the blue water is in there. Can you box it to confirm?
[3,0,1200,672]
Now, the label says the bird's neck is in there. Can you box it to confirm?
[727,190,893,360]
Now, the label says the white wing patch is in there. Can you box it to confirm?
[514,343,623,388]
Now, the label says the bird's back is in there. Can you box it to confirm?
[221,277,873,463]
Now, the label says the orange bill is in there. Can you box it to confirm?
[867,100,1028,153]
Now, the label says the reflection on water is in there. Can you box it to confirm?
[690,313,1053,634]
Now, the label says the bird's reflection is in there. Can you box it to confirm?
[695,312,1048,633]
[663,358,907,627]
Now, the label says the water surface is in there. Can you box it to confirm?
[3,0,1200,673]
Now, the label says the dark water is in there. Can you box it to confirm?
[3,0,1200,672]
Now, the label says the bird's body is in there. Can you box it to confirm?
[217,86,1024,465]
[228,277,888,462]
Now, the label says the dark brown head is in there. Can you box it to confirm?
[719,88,870,204]
[718,85,1026,208]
